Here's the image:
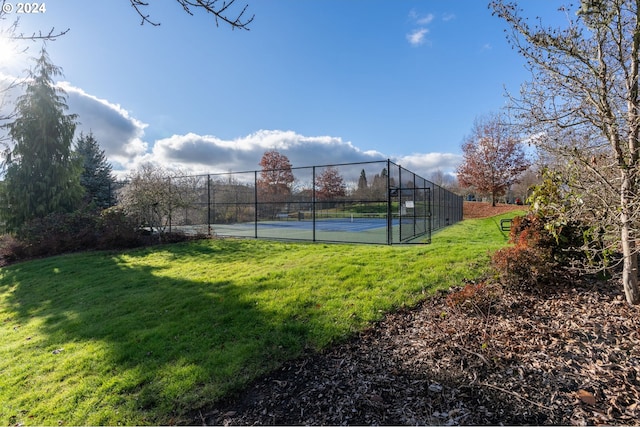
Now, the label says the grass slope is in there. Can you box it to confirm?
[0,213,521,425]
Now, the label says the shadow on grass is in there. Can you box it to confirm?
[0,241,312,424]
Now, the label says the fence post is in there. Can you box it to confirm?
[428,187,432,242]
[312,166,316,242]
[207,174,211,236]
[168,176,172,234]
[386,159,392,245]
[398,165,403,243]
[254,170,258,239]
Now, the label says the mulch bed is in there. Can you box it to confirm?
[463,201,524,219]
[194,278,640,425]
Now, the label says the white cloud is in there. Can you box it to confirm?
[407,10,455,47]
[480,43,492,52]
[407,28,429,47]
[8,82,462,181]
[408,10,434,25]
[442,13,456,22]
[416,13,434,26]
[392,152,462,178]
[150,130,387,175]
[58,81,149,169]
[0,78,149,170]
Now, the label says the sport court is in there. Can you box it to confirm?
[169,160,462,245]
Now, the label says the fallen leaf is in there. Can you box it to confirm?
[428,383,443,393]
[577,389,596,406]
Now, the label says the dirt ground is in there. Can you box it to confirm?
[195,281,639,426]
[187,203,640,426]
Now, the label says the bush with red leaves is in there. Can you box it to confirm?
[491,213,593,289]
[491,214,557,289]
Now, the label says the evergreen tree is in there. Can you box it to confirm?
[357,169,368,192]
[76,131,115,209]
[2,47,82,231]
[371,167,389,199]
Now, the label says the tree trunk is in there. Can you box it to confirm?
[620,225,640,305]
[620,170,640,305]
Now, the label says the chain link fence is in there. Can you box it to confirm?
[147,160,462,244]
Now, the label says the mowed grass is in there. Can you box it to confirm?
[0,213,520,425]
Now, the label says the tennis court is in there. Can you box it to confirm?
[212,220,393,244]
[263,215,393,232]
[166,159,462,245]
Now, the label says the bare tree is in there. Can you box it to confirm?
[491,0,640,305]
[509,166,539,204]
[130,0,253,29]
[429,169,458,191]
[118,163,196,238]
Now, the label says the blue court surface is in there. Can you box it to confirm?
[257,218,393,232]
[177,217,427,244]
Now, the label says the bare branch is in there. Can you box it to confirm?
[10,27,70,41]
[491,0,640,304]
[130,0,254,30]
[1,2,69,40]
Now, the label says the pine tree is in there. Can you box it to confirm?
[357,169,368,192]
[2,47,82,231]
[76,132,115,209]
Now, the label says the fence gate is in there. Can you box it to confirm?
[392,184,431,244]
[390,164,432,244]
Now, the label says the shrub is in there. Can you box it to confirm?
[96,206,142,249]
[492,241,554,289]
[17,209,99,257]
[492,210,605,290]
[0,206,212,265]
[491,214,556,289]
[0,234,28,265]
[1,207,142,262]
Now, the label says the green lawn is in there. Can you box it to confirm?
[0,213,521,425]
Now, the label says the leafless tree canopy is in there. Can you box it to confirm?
[0,1,69,41]
[491,0,640,304]
[130,0,253,29]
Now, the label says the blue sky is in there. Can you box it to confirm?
[1,1,565,178]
